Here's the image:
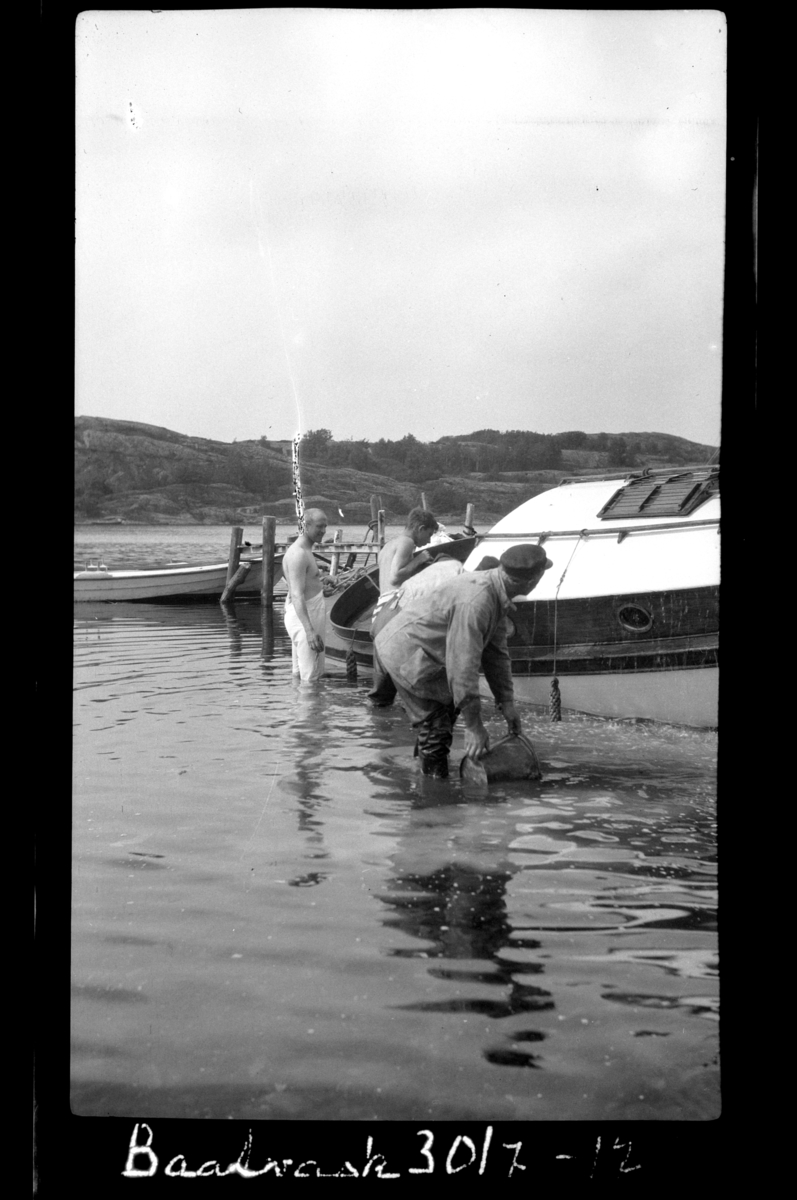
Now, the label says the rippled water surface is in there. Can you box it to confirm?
[72,531,719,1122]
[73,522,405,572]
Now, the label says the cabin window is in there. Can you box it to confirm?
[597,471,718,520]
[617,604,653,633]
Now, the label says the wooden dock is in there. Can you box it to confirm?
[221,494,478,607]
[221,494,389,606]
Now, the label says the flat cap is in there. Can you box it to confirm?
[499,544,553,576]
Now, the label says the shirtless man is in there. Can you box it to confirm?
[376,507,438,596]
[282,508,328,682]
[368,507,438,705]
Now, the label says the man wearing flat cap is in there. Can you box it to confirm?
[373,543,553,778]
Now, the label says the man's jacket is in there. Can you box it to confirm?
[374,568,515,708]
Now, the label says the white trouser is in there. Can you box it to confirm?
[370,590,399,628]
[284,591,326,681]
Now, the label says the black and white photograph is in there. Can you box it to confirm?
[57,5,747,1180]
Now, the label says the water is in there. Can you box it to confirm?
[71,528,719,1122]
[73,523,409,572]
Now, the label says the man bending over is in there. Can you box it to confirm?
[374,544,553,777]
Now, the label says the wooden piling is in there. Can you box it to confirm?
[220,560,251,604]
[260,605,275,658]
[464,503,475,534]
[420,492,428,511]
[226,526,244,583]
[261,515,277,608]
[377,509,386,546]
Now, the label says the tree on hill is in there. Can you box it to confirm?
[421,480,469,512]
[555,430,589,449]
[607,436,635,467]
[300,428,335,460]
[325,438,372,471]
[464,429,504,444]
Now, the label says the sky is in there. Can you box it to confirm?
[75,9,727,448]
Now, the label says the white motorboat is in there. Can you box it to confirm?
[462,466,719,727]
[326,466,719,727]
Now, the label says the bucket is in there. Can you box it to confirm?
[459,733,542,786]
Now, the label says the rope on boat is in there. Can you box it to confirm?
[321,561,378,595]
[550,531,586,721]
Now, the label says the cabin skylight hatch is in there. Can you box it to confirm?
[596,471,718,520]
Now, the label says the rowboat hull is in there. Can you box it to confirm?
[325,470,720,728]
[325,565,381,661]
[325,535,481,662]
[73,556,279,602]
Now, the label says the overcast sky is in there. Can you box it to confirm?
[75,9,726,447]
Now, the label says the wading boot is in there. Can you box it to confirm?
[420,754,449,780]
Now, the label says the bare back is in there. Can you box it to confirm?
[377,534,416,594]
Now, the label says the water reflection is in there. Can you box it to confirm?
[273,682,356,882]
[219,603,244,656]
[379,860,553,1067]
[260,607,275,658]
[359,721,718,1081]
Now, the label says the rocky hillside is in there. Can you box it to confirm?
[75,416,717,526]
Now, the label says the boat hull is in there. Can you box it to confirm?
[325,580,719,727]
[501,664,718,728]
[502,581,718,726]
[73,557,278,603]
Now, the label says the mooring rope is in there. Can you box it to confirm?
[549,532,586,721]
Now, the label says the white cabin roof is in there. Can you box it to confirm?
[489,470,719,536]
[464,468,720,598]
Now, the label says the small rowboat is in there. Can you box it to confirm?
[324,534,481,665]
[73,555,278,603]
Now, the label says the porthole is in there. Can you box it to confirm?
[616,604,653,633]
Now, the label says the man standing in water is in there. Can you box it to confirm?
[368,507,439,705]
[373,544,553,777]
[283,508,329,682]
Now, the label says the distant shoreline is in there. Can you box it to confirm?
[74,514,472,531]
[75,415,717,529]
